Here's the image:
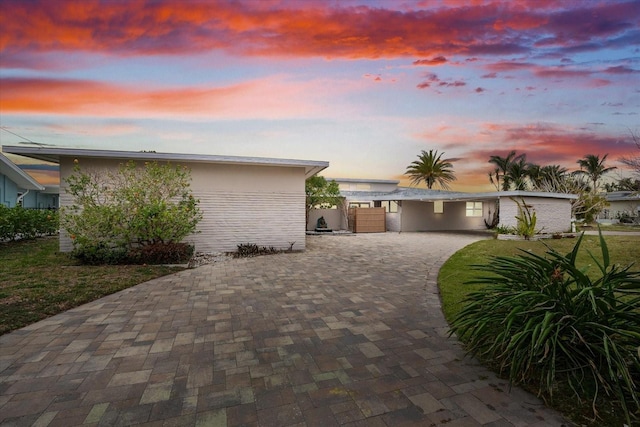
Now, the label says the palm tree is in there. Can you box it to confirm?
[488,150,525,191]
[507,155,531,190]
[574,154,617,193]
[530,164,568,191]
[406,149,456,190]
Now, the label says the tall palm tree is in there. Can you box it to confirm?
[574,154,617,193]
[488,150,525,191]
[406,149,456,190]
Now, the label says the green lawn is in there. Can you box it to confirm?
[438,234,640,426]
[0,237,184,335]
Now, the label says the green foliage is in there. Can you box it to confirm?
[493,224,516,235]
[576,191,607,224]
[450,230,640,424]
[0,205,59,241]
[305,176,341,223]
[62,160,202,264]
[233,243,280,258]
[513,198,537,239]
[406,149,456,190]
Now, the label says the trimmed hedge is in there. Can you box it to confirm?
[0,206,59,241]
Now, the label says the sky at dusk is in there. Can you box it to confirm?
[1,0,639,190]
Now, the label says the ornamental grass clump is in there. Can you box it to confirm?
[450,229,640,424]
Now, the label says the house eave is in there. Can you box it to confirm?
[2,145,329,177]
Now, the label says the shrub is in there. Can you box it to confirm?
[62,160,202,264]
[0,206,58,241]
[450,229,640,424]
[233,243,280,258]
[128,242,194,265]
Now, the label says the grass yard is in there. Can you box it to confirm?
[439,234,640,427]
[0,236,184,335]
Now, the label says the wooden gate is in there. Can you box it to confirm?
[349,207,386,233]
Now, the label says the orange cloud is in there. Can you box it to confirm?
[0,76,344,119]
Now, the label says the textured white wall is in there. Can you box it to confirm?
[499,197,572,234]
[59,157,308,253]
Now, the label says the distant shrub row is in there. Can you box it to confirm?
[0,206,59,241]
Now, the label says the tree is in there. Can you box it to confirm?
[507,155,531,191]
[406,149,456,190]
[62,160,202,262]
[536,172,607,223]
[530,165,568,191]
[488,150,525,191]
[305,176,341,226]
[574,154,616,193]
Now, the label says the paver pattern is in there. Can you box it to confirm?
[1,233,570,426]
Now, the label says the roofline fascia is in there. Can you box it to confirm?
[3,145,329,177]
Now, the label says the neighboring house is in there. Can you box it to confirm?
[309,178,577,234]
[0,152,47,208]
[4,145,328,253]
[599,191,640,222]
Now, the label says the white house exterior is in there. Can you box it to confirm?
[4,146,328,253]
[309,178,577,234]
[599,191,640,222]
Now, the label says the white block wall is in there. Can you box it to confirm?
[58,157,308,253]
[499,197,572,234]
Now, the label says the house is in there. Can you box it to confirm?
[308,178,577,234]
[599,191,640,222]
[0,153,51,208]
[3,145,328,253]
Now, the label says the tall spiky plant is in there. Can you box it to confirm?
[451,229,640,424]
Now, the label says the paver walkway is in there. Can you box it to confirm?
[1,233,570,427]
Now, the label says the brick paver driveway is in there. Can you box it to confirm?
[0,233,568,426]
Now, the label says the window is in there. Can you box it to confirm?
[433,200,444,214]
[374,201,398,213]
[349,202,371,208]
[466,201,483,217]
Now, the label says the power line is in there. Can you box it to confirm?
[0,127,53,146]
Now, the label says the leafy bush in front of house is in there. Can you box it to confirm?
[63,160,202,264]
[450,230,640,425]
[0,205,59,241]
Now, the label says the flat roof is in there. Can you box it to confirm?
[367,188,578,201]
[2,145,329,178]
[327,177,400,185]
[0,152,45,191]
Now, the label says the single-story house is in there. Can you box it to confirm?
[308,178,577,234]
[4,145,328,253]
[0,152,48,208]
[598,191,640,222]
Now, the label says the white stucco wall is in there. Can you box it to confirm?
[400,201,489,231]
[499,196,572,234]
[59,157,308,253]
